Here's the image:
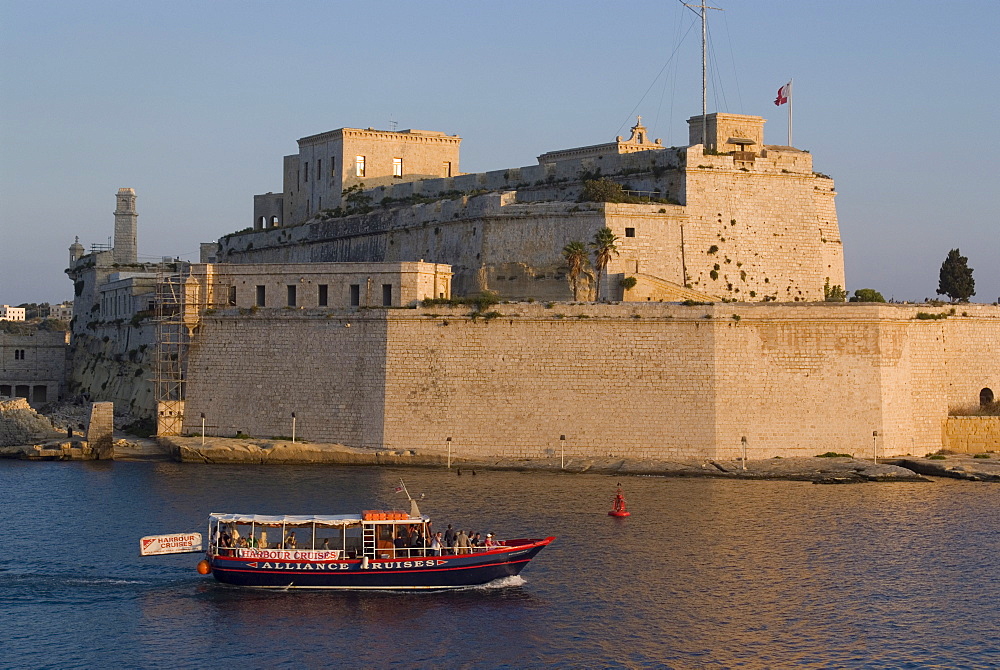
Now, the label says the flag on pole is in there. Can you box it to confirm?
[774,81,791,106]
[393,486,404,493]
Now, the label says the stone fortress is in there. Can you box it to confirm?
[62,112,999,460]
[234,113,842,303]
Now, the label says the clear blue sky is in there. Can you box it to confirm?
[2,0,998,304]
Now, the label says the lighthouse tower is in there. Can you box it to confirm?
[113,187,137,264]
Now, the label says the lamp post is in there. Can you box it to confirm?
[560,435,566,470]
[446,437,452,469]
[201,413,206,447]
[741,436,747,471]
[292,412,297,444]
[873,430,878,464]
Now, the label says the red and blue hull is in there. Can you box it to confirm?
[208,537,555,590]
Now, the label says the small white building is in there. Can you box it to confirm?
[49,302,73,321]
[0,305,26,321]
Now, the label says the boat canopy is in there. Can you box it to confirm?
[209,513,426,527]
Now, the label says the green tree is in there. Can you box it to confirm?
[562,241,588,301]
[580,179,628,203]
[823,278,846,302]
[590,227,619,302]
[849,288,886,303]
[937,248,975,302]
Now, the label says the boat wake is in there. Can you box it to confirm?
[472,575,527,590]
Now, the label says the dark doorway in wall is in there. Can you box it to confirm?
[256,285,266,307]
[981,388,995,406]
[382,284,392,306]
[32,386,47,403]
[15,385,29,398]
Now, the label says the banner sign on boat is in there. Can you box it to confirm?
[234,548,340,561]
[140,533,203,556]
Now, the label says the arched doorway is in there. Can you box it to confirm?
[980,388,994,406]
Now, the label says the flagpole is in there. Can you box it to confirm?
[788,78,793,146]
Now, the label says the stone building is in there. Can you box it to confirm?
[227,114,843,303]
[0,330,69,405]
[253,127,462,231]
[0,306,26,321]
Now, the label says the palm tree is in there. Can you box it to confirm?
[562,241,588,300]
[590,227,619,301]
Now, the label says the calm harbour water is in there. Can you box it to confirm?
[0,460,997,669]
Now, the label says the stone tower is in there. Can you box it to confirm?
[113,187,137,264]
[69,236,84,266]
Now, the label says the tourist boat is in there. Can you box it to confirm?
[177,491,554,590]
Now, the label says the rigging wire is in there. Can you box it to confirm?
[615,17,697,138]
[654,2,689,146]
[721,9,743,114]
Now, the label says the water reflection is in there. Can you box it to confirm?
[1,461,998,668]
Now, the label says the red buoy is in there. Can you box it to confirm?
[608,483,630,517]
[196,559,211,575]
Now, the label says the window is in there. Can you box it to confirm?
[442,161,452,177]
[0,385,10,397]
[303,161,309,182]
[331,157,336,177]
[287,285,297,307]
[349,284,360,307]
[256,285,266,307]
[317,159,321,179]
[393,157,403,178]
[318,284,328,307]
[228,286,237,306]
[382,284,392,306]
[355,156,366,177]
[625,227,636,237]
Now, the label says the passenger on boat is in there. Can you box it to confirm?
[485,533,496,549]
[409,529,425,557]
[456,530,470,555]
[284,531,296,549]
[430,532,443,556]
[321,538,330,550]
[259,530,268,549]
[394,532,408,558]
[444,524,456,554]
[471,532,482,549]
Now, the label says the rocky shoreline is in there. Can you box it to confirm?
[3,432,999,483]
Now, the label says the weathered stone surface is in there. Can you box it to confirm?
[890,455,1000,482]
[182,303,1000,461]
[87,402,115,459]
[0,398,62,447]
[159,437,930,483]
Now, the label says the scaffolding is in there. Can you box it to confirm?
[153,265,228,436]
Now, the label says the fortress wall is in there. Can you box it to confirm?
[380,307,720,460]
[680,146,839,302]
[183,313,387,446]
[180,303,1000,459]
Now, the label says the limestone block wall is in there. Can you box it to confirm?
[0,331,69,405]
[183,312,388,446]
[679,145,842,302]
[179,303,1000,459]
[944,417,1000,454]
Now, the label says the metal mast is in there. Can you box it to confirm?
[683,2,722,151]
